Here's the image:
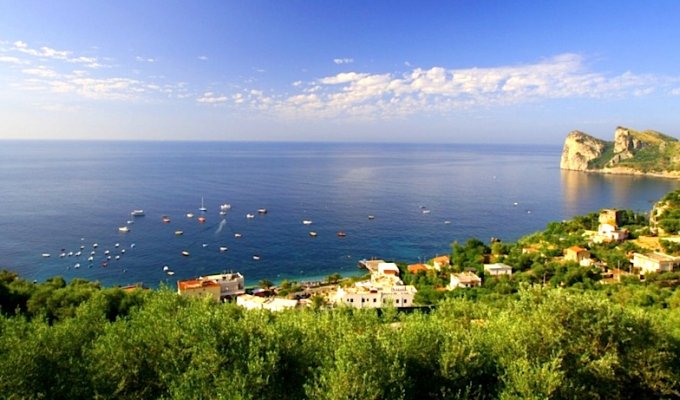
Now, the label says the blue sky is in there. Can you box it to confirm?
[1,0,679,143]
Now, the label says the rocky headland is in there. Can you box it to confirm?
[560,126,680,178]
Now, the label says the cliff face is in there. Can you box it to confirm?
[560,131,607,171]
[560,126,680,178]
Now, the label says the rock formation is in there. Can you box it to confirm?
[559,130,607,171]
[560,126,679,178]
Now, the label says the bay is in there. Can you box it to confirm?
[0,140,677,288]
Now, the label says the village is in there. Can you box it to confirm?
[174,205,680,310]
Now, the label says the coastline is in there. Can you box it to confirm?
[563,167,680,180]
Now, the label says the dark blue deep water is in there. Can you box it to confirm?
[1,141,678,287]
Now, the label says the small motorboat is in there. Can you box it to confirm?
[130,209,145,217]
[87,256,94,262]
[368,215,375,220]
[74,263,80,269]
[336,231,347,238]
[101,261,108,268]
[130,243,136,248]
[202,243,208,248]
[59,252,66,258]
[444,220,452,224]
[258,208,267,214]
[166,271,175,276]
[104,250,110,255]
[127,220,134,224]
[181,251,190,257]
[93,243,98,248]
[197,216,206,223]
[107,256,112,260]
[74,251,81,256]
[234,233,242,238]
[220,203,231,211]
[162,216,171,224]
[302,220,313,225]
[175,230,184,236]
[115,255,120,260]
[422,209,431,214]
[186,212,195,218]
[309,231,318,237]
[246,213,255,219]
[252,255,261,261]
[90,251,96,255]
[114,243,120,248]
[67,251,74,256]
[41,253,51,258]
[163,265,169,272]
[219,210,227,216]
[219,246,228,252]
[80,245,85,250]
[121,249,126,254]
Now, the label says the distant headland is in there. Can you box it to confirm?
[560,126,680,178]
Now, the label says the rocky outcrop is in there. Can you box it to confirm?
[560,131,607,171]
[560,126,680,178]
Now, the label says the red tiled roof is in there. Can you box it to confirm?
[407,263,429,273]
[178,279,220,291]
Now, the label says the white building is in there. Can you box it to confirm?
[449,272,482,289]
[198,272,246,299]
[633,252,680,274]
[377,262,400,276]
[593,223,629,244]
[237,294,299,312]
[483,263,513,276]
[334,280,417,309]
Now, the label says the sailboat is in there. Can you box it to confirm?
[199,197,207,212]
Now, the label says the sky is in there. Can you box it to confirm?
[1,0,680,144]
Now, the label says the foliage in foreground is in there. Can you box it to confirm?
[1,279,680,399]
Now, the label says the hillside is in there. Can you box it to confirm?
[560,126,680,177]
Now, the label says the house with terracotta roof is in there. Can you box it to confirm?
[407,263,430,274]
[564,246,591,264]
[177,279,222,300]
[449,272,482,289]
[429,255,450,270]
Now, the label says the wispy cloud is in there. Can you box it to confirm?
[135,56,156,63]
[0,55,26,64]
[198,55,208,61]
[196,92,228,104]
[222,53,674,120]
[13,40,102,68]
[333,58,354,65]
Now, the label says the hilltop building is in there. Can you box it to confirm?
[483,263,513,276]
[593,209,628,244]
[633,252,680,274]
[449,272,482,289]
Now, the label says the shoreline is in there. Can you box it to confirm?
[563,167,680,180]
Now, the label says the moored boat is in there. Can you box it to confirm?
[309,231,318,237]
[118,226,130,233]
[258,208,267,214]
[41,253,50,257]
[219,246,228,252]
[162,215,171,223]
[130,209,145,217]
[336,231,347,237]
[186,212,195,218]
[302,219,313,225]
[175,230,184,236]
[246,213,255,219]
[181,250,190,257]
[234,233,242,238]
[199,197,207,212]
[220,203,231,211]
[253,255,261,261]
[197,216,206,223]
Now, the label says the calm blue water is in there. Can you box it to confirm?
[1,141,678,288]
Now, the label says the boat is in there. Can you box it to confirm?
[90,251,96,255]
[302,220,313,225]
[199,197,207,212]
[444,220,452,224]
[93,243,98,248]
[101,261,108,268]
[258,208,267,214]
[104,250,110,255]
[163,265,169,272]
[219,246,228,252]
[115,243,120,248]
[59,252,66,258]
[41,253,50,258]
[175,230,184,236]
[422,209,431,214]
[87,256,94,262]
[118,226,130,233]
[162,215,171,223]
[67,251,74,256]
[181,251,190,257]
[246,213,255,219]
[115,255,120,260]
[75,251,81,256]
[220,203,231,211]
[336,231,347,238]
[202,243,208,248]
[166,271,175,276]
[368,215,375,220]
[127,220,134,224]
[197,216,206,223]
[234,233,242,238]
[186,212,195,218]
[74,263,80,269]
[130,209,145,217]
[309,231,318,237]
[252,255,261,261]
[219,210,227,216]
[121,249,126,254]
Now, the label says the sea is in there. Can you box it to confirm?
[1,140,678,288]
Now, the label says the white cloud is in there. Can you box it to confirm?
[333,58,354,65]
[671,88,680,96]
[0,55,25,64]
[136,56,155,63]
[12,40,102,68]
[198,55,208,61]
[197,92,228,104]
[230,53,675,120]
[22,66,58,78]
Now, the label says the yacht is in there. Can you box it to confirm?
[199,197,207,212]
[302,220,313,225]
[130,210,145,217]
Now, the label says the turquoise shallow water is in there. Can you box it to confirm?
[0,140,677,287]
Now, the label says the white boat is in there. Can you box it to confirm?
[74,263,80,269]
[130,209,145,217]
[219,246,228,252]
[199,197,207,212]
[166,271,175,276]
[444,220,452,224]
[309,231,318,237]
[175,230,184,236]
[115,243,120,248]
[87,256,94,262]
[41,253,50,258]
[119,226,130,233]
[181,250,190,257]
[252,255,261,261]
[246,213,255,219]
[75,251,81,256]
[104,250,110,255]
[234,233,242,238]
[93,243,98,248]
[186,212,195,218]
[121,249,126,254]
[163,265,169,272]
[302,220,313,225]
[115,255,120,260]
[258,208,267,214]
[220,203,231,211]
[219,210,227,216]
[368,215,375,220]
[202,243,208,248]
[67,251,74,256]
[422,209,431,214]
